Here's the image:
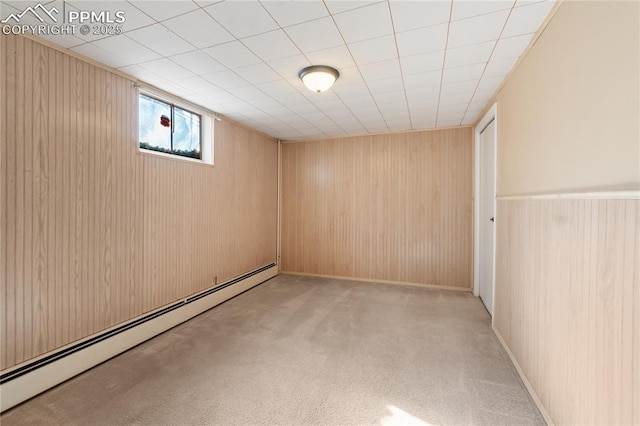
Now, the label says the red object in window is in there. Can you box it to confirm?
[160,115,171,127]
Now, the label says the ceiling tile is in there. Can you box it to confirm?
[367,76,404,95]
[93,35,161,64]
[305,91,341,104]
[169,50,226,75]
[174,75,222,94]
[441,63,485,84]
[492,33,534,59]
[389,0,452,32]
[467,97,490,112]
[439,80,478,97]
[255,80,297,98]
[36,32,84,49]
[381,117,409,130]
[483,56,518,78]
[139,58,193,80]
[219,100,253,113]
[285,17,343,52]
[243,29,301,61]
[364,123,389,133]
[195,1,223,6]
[342,94,377,109]
[130,1,200,22]
[447,9,510,48]
[234,62,281,85]
[127,24,195,56]
[359,58,401,81]
[382,109,410,121]
[406,90,440,110]
[451,0,514,21]
[400,50,445,75]
[204,1,278,39]
[333,82,371,99]
[334,67,364,86]
[438,105,467,118]
[162,9,234,49]
[438,90,473,106]
[305,45,356,70]
[407,94,440,110]
[261,1,329,27]
[403,70,442,90]
[396,23,448,57]
[515,0,548,7]
[462,110,482,124]
[325,1,382,15]
[183,93,214,107]
[250,97,285,110]
[374,90,407,107]
[118,64,163,84]
[445,40,494,68]
[475,75,505,96]
[502,1,554,38]
[203,41,261,68]
[348,35,398,66]
[437,117,463,127]
[412,119,437,130]
[324,107,356,120]
[71,44,133,69]
[202,69,249,90]
[410,107,438,119]
[274,93,313,107]
[294,102,322,114]
[267,54,312,79]
[333,2,393,43]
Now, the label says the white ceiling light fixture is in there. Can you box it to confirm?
[298,65,340,93]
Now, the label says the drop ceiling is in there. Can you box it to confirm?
[1,0,555,140]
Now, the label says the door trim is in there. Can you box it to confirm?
[473,104,498,317]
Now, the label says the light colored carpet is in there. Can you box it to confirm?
[1,274,544,425]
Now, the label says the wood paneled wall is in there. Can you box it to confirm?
[494,198,640,425]
[280,128,473,288]
[0,35,278,370]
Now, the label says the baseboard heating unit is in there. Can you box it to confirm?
[0,264,278,412]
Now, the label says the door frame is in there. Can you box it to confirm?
[473,104,498,311]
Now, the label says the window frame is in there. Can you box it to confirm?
[137,89,214,166]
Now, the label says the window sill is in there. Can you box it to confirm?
[137,148,214,167]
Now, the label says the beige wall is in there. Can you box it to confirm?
[281,128,473,288]
[491,2,640,424]
[495,198,639,425]
[0,35,278,370]
[496,1,639,196]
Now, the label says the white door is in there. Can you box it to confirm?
[479,118,496,315]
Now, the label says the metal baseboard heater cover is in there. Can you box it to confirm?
[0,263,277,412]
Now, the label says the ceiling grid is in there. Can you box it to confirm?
[0,0,556,140]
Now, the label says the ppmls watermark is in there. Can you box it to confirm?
[1,2,126,36]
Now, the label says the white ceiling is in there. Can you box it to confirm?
[1,0,555,140]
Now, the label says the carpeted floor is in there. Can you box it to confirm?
[1,274,544,425]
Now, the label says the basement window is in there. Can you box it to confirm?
[138,92,214,164]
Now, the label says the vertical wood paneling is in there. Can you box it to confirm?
[281,128,473,288]
[0,35,278,370]
[495,198,639,425]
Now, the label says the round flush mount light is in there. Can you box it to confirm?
[298,65,340,93]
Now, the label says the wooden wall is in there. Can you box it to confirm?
[487,2,640,424]
[280,128,473,288]
[0,35,278,371]
[494,198,639,425]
